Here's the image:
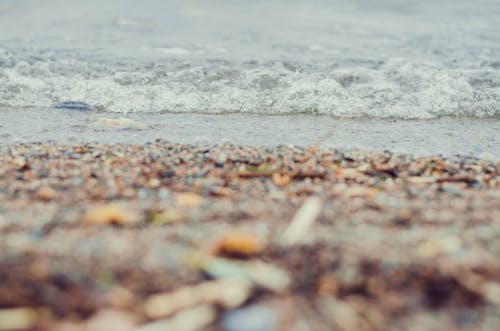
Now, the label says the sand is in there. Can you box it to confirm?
[0,141,499,331]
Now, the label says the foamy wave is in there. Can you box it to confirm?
[1,48,499,118]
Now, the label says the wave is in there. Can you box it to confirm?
[1,47,499,119]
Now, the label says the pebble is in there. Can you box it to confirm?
[136,305,216,331]
[84,309,137,331]
[212,231,263,257]
[143,279,251,319]
[51,101,93,111]
[175,192,203,207]
[83,204,137,225]
[0,142,499,331]
[0,307,37,331]
[35,186,56,201]
[221,305,275,331]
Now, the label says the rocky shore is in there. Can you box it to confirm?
[1,141,499,331]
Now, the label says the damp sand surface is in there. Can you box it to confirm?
[1,142,499,330]
[1,107,499,159]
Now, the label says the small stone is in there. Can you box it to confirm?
[0,307,37,331]
[106,287,135,309]
[52,101,92,111]
[34,186,56,201]
[272,173,290,187]
[202,257,291,293]
[212,232,263,258]
[221,305,275,331]
[83,204,137,225]
[143,279,251,319]
[84,309,137,331]
[175,193,203,207]
[160,170,175,178]
[146,178,161,188]
[150,210,184,224]
[137,305,216,331]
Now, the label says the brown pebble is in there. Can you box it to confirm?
[84,309,137,331]
[211,232,263,258]
[272,173,291,187]
[175,192,203,207]
[35,187,56,201]
[83,204,136,225]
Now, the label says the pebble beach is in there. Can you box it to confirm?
[1,0,500,329]
[1,141,499,331]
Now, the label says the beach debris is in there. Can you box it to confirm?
[280,196,323,246]
[221,305,276,331]
[135,305,216,331]
[175,192,203,207]
[200,257,291,293]
[0,307,37,331]
[95,117,146,129]
[83,204,137,225]
[51,101,92,111]
[211,232,263,258]
[143,278,252,319]
[84,309,137,331]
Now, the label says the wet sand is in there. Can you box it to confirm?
[1,108,499,159]
[0,141,499,331]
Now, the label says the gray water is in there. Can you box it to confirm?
[1,107,498,159]
[0,0,499,157]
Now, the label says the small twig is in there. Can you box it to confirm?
[436,176,477,184]
[237,171,274,178]
[280,196,323,247]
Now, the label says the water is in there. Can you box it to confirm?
[0,0,499,157]
[1,108,499,158]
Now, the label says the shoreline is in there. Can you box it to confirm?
[1,108,499,159]
[1,141,499,330]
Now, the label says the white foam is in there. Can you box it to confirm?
[1,0,499,118]
[1,48,499,119]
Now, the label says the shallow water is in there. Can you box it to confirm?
[0,1,499,156]
[0,0,499,118]
[1,108,498,159]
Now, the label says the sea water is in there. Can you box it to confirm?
[0,0,499,157]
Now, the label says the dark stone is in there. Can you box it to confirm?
[160,170,175,178]
[51,101,93,111]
